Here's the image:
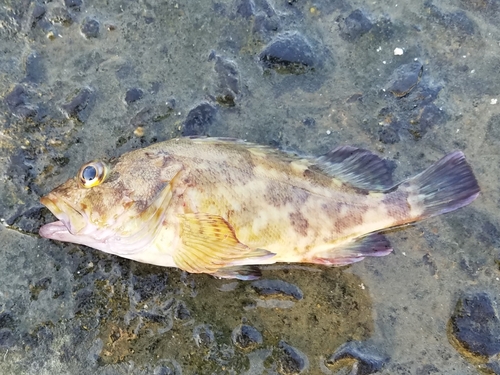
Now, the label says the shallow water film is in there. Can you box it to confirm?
[1,0,500,374]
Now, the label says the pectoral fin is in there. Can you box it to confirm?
[174,213,275,276]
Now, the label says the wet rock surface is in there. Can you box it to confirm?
[0,0,498,374]
[326,341,389,374]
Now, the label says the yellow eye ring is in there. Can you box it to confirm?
[78,161,108,188]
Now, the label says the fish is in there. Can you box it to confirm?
[39,137,480,280]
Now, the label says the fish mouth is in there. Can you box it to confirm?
[39,194,88,239]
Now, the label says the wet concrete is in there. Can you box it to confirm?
[1,0,499,374]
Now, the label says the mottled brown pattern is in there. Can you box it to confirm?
[289,211,309,237]
[381,191,410,222]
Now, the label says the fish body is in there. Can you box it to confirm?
[39,137,480,279]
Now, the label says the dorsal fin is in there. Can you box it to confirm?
[315,146,394,191]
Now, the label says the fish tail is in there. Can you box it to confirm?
[405,151,480,219]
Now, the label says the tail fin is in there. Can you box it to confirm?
[407,151,480,218]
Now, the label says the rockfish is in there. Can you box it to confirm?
[39,137,480,279]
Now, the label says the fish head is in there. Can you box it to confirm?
[39,150,183,255]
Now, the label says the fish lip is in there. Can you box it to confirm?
[39,220,70,239]
[40,193,87,235]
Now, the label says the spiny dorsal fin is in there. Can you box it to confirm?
[174,213,275,275]
[315,146,394,191]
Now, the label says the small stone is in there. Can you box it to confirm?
[236,0,255,18]
[277,341,309,374]
[0,329,15,349]
[326,341,389,374]
[450,292,500,358]
[174,301,191,320]
[182,102,218,136]
[32,3,46,21]
[231,324,263,350]
[193,324,215,348]
[214,55,240,107]
[302,117,316,127]
[125,88,144,105]
[259,32,317,74]
[339,9,373,41]
[415,103,446,134]
[65,0,83,11]
[61,87,95,122]
[251,279,303,300]
[24,51,45,83]
[4,85,38,119]
[387,61,423,97]
[81,17,100,39]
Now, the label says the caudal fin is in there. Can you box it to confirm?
[408,151,480,218]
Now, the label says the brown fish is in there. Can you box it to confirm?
[39,137,480,279]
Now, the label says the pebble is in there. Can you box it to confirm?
[61,87,95,122]
[277,341,309,374]
[4,85,38,119]
[182,102,218,136]
[214,56,240,107]
[387,61,423,97]
[326,341,388,374]
[231,324,263,350]
[236,0,255,19]
[259,32,317,73]
[81,17,100,39]
[65,0,83,11]
[251,279,303,300]
[450,292,500,358]
[24,51,46,84]
[125,88,144,105]
[339,9,373,41]
[193,324,215,348]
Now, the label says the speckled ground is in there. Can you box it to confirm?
[1,0,499,374]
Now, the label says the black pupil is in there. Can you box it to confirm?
[82,166,97,181]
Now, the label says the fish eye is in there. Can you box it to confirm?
[78,161,108,188]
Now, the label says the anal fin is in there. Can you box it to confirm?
[212,265,262,280]
[312,233,393,266]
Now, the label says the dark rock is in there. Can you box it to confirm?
[174,301,191,320]
[485,361,500,374]
[61,87,95,122]
[251,279,303,300]
[214,55,240,106]
[253,12,280,34]
[450,292,500,357]
[65,0,83,11]
[415,103,446,134]
[259,32,317,74]
[425,3,476,37]
[193,324,215,347]
[33,3,46,20]
[24,51,46,83]
[182,102,218,136]
[0,312,15,330]
[339,9,373,41]
[236,0,255,19]
[0,329,15,348]
[387,61,423,97]
[277,341,309,374]
[48,7,73,26]
[326,341,389,374]
[4,85,38,119]
[302,117,316,127]
[125,88,144,105]
[378,122,401,145]
[81,17,100,39]
[231,324,263,350]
